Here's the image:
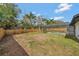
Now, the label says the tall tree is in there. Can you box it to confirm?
[23,12,36,29]
[0,3,20,29]
[45,19,54,25]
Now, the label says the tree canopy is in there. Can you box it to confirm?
[0,3,20,29]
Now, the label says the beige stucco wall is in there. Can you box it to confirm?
[66,26,74,36]
[75,22,79,39]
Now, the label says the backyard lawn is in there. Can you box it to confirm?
[13,32,79,56]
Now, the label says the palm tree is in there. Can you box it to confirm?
[23,12,36,29]
[45,18,54,25]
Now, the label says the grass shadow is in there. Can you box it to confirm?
[65,34,79,43]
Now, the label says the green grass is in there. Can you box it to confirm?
[14,32,79,56]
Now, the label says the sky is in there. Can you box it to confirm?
[16,3,79,22]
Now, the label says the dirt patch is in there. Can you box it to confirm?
[32,34,48,41]
[0,35,29,56]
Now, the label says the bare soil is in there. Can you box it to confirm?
[0,35,29,56]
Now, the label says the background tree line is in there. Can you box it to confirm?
[0,3,68,30]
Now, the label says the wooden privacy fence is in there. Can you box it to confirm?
[26,27,67,32]
[46,28,67,32]
[0,27,67,41]
[0,28,5,41]
[0,28,27,41]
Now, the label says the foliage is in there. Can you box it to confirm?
[0,3,68,30]
[0,3,20,29]
[23,12,36,26]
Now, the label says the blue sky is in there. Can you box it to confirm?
[17,3,79,22]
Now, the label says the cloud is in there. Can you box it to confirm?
[54,16,64,20]
[55,3,72,13]
[32,12,36,14]
[36,14,41,17]
[32,12,41,17]
[50,18,53,19]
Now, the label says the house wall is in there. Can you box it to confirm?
[75,22,79,39]
[66,26,74,36]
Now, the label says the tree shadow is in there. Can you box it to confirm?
[65,35,79,43]
[0,35,29,56]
